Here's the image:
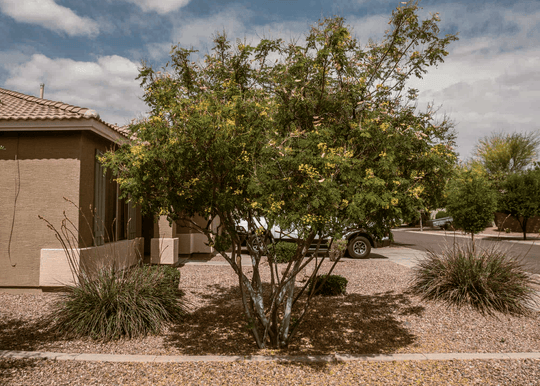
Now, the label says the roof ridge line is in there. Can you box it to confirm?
[0,87,89,116]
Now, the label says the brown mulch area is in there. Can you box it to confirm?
[1,260,539,357]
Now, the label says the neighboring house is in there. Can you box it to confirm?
[0,87,217,292]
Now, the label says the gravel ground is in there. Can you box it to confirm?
[1,357,540,385]
[1,259,540,384]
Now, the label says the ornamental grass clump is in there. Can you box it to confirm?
[51,264,185,341]
[409,242,538,316]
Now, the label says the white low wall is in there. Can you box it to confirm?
[151,237,179,265]
[39,237,144,287]
[178,233,214,255]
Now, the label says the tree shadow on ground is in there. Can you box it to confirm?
[164,284,423,356]
[0,358,41,386]
[0,318,58,352]
[391,241,422,249]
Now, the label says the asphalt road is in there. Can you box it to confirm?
[391,228,540,275]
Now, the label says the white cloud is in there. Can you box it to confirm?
[4,54,147,125]
[0,0,100,37]
[170,7,251,51]
[346,13,390,44]
[139,7,311,63]
[122,0,191,14]
[399,3,540,160]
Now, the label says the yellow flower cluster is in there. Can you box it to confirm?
[270,200,285,212]
[409,186,424,199]
[298,164,319,178]
[365,168,375,178]
[301,214,324,224]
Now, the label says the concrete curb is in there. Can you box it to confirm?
[393,228,540,245]
[2,350,540,364]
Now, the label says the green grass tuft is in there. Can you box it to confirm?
[409,243,537,316]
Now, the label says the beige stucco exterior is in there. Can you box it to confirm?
[0,132,81,288]
[0,123,142,291]
[149,214,219,262]
[175,214,219,256]
[39,238,144,287]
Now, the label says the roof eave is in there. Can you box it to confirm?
[0,118,129,144]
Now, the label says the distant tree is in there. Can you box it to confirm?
[474,131,540,181]
[498,169,540,240]
[445,166,498,248]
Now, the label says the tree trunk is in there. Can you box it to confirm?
[522,217,528,240]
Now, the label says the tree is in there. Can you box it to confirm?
[445,165,498,248]
[474,131,540,181]
[102,1,457,349]
[498,169,540,240]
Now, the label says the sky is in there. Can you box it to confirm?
[0,0,538,160]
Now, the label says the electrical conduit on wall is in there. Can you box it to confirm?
[7,134,20,267]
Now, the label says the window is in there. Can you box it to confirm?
[94,150,106,246]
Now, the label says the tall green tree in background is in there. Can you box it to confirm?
[102,0,457,349]
[445,165,498,249]
[498,169,540,240]
[474,131,540,182]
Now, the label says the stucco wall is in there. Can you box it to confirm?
[40,237,144,287]
[176,214,219,255]
[0,132,81,287]
[494,212,540,233]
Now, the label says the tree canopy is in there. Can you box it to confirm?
[498,169,540,240]
[474,131,540,181]
[102,1,458,349]
[445,165,498,246]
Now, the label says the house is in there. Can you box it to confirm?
[0,87,215,293]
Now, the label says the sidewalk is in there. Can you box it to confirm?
[394,226,540,246]
[2,349,540,364]
[178,246,429,269]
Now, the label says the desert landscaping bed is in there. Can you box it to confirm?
[2,357,540,385]
[1,259,540,384]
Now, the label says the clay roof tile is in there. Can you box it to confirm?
[0,87,128,138]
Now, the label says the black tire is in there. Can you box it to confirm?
[247,234,268,255]
[347,236,371,258]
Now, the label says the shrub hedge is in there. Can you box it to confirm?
[309,274,348,296]
[269,241,297,264]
